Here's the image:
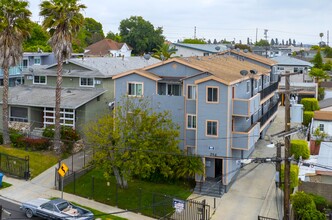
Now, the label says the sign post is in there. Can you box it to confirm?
[58,163,69,199]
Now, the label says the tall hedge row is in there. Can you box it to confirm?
[291,139,310,160]
[301,98,320,111]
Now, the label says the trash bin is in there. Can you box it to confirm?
[0,173,3,187]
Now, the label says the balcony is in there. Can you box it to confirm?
[233,93,260,117]
[258,101,278,128]
[260,82,278,100]
[232,122,260,150]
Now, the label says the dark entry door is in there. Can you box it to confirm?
[215,159,222,178]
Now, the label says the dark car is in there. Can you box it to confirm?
[20,198,94,219]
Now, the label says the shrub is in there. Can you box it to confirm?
[318,87,325,101]
[291,191,326,220]
[22,137,50,151]
[310,193,330,212]
[301,98,320,111]
[281,164,299,190]
[0,132,3,144]
[291,139,310,160]
[9,129,25,148]
[303,111,314,126]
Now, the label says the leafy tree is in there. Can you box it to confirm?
[282,39,285,45]
[323,46,332,58]
[213,39,218,44]
[289,38,292,46]
[152,43,176,60]
[275,38,279,45]
[323,60,332,70]
[40,0,86,153]
[85,97,203,188]
[119,16,164,55]
[23,22,51,52]
[255,39,269,46]
[106,31,122,42]
[0,0,32,144]
[291,191,326,220]
[182,38,206,44]
[311,50,323,68]
[270,38,275,46]
[293,39,296,46]
[309,68,330,83]
[83,17,104,45]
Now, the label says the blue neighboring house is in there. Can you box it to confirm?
[113,50,279,195]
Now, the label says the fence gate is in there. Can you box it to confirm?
[152,194,210,220]
[0,153,30,180]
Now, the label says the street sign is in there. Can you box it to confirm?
[58,163,69,177]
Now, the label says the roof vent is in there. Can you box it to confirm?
[243,49,249,53]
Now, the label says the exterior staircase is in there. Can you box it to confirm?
[194,178,224,197]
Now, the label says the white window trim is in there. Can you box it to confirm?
[206,86,219,103]
[246,81,250,93]
[34,56,41,65]
[127,82,144,97]
[206,120,218,137]
[187,84,196,100]
[80,77,95,87]
[187,114,197,129]
[33,75,47,85]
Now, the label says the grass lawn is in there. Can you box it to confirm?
[0,145,58,178]
[64,168,194,218]
[0,181,12,189]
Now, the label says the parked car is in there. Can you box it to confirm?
[20,198,94,219]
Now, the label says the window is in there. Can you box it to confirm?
[168,84,181,96]
[254,79,258,89]
[34,56,41,65]
[207,87,218,103]
[33,75,46,84]
[187,85,196,100]
[319,124,324,132]
[294,67,299,73]
[206,120,218,136]
[246,81,250,93]
[187,114,196,129]
[80,77,94,87]
[10,107,28,122]
[128,82,143,96]
[203,52,209,56]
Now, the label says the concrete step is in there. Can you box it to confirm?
[194,181,224,198]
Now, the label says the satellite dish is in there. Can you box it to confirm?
[243,49,249,53]
[236,48,240,52]
[240,70,248,76]
[28,67,34,73]
[215,46,221,51]
[143,54,151,60]
[250,69,257,75]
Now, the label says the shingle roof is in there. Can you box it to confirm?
[219,49,277,66]
[72,57,160,77]
[182,55,270,84]
[319,98,332,109]
[85,39,131,56]
[313,110,332,121]
[6,85,106,109]
[271,56,313,67]
[172,43,227,53]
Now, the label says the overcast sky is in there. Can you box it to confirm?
[28,0,332,45]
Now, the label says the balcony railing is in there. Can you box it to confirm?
[258,101,278,127]
[233,93,260,117]
[232,122,260,150]
[260,82,278,100]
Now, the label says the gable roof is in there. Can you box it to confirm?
[143,58,208,72]
[172,43,227,53]
[85,39,132,56]
[219,49,277,66]
[271,56,313,67]
[113,69,161,81]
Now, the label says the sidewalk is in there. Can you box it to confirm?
[0,150,154,220]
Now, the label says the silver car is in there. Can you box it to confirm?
[20,198,94,219]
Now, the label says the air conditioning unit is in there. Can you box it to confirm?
[95,80,101,85]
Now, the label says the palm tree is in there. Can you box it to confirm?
[0,0,31,144]
[40,0,86,153]
[152,43,177,60]
[319,33,324,42]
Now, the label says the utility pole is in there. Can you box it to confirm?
[284,73,291,220]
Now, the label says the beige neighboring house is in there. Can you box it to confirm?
[84,39,132,57]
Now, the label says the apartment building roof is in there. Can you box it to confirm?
[219,49,277,66]
[313,110,332,121]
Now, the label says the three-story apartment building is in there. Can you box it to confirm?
[113,50,279,193]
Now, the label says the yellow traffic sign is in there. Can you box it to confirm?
[58,163,69,177]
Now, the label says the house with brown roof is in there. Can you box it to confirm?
[113,52,279,195]
[84,39,132,57]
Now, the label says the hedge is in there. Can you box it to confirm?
[281,164,299,190]
[291,139,309,160]
[303,111,314,126]
[301,98,320,111]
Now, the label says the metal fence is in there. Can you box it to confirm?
[0,153,30,180]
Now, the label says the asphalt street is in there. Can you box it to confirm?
[0,197,43,220]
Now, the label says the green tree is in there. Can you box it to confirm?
[23,22,51,52]
[234,44,252,52]
[83,17,104,45]
[280,164,299,190]
[323,46,332,58]
[85,97,203,188]
[106,31,122,42]
[0,0,32,144]
[182,38,206,44]
[119,16,164,55]
[311,50,323,68]
[309,67,330,83]
[40,0,86,153]
[290,139,309,160]
[255,39,269,46]
[152,43,176,60]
